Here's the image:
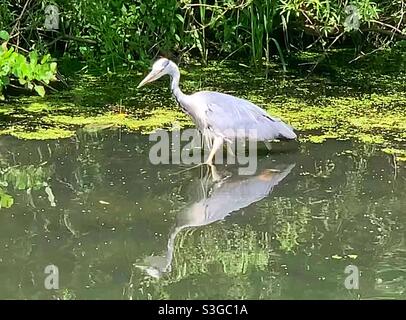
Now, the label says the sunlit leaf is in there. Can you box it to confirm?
[34,85,45,97]
[0,30,9,41]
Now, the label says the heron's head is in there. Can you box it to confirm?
[137,58,175,88]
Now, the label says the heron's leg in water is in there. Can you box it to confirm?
[203,137,223,182]
[208,163,221,182]
[264,141,273,151]
[226,141,235,157]
[170,163,203,175]
[171,137,222,176]
[204,137,223,165]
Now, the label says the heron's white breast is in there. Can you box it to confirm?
[183,93,210,130]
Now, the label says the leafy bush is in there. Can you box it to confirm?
[0,30,57,99]
[56,0,406,66]
[1,0,405,68]
[59,0,183,67]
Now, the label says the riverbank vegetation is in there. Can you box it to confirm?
[1,0,405,69]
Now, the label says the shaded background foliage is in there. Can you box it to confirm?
[1,0,405,70]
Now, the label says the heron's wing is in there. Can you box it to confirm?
[193,91,296,141]
[179,163,295,225]
[204,163,295,220]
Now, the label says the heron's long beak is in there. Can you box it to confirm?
[137,70,162,89]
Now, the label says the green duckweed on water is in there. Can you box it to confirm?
[0,48,405,160]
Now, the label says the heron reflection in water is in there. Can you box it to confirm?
[136,161,295,278]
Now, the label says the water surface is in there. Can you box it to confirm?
[0,130,405,299]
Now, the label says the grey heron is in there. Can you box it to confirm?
[138,58,297,165]
[135,161,295,278]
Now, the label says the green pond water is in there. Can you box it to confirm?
[0,130,405,299]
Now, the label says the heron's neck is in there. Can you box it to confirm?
[170,70,185,103]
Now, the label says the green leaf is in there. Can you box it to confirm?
[41,54,50,64]
[0,192,14,209]
[34,85,45,97]
[29,51,38,66]
[50,62,57,72]
[1,76,9,86]
[0,30,10,41]
[176,14,184,23]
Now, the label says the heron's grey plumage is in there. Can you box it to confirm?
[190,91,297,141]
[180,163,295,225]
[135,162,295,278]
[138,58,297,163]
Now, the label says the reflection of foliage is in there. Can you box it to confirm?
[374,245,406,298]
[0,187,13,208]
[68,131,104,200]
[74,151,102,195]
[262,198,311,253]
[171,226,269,277]
[276,221,301,252]
[126,225,276,299]
[0,164,54,209]
[1,165,54,191]
[52,289,77,300]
